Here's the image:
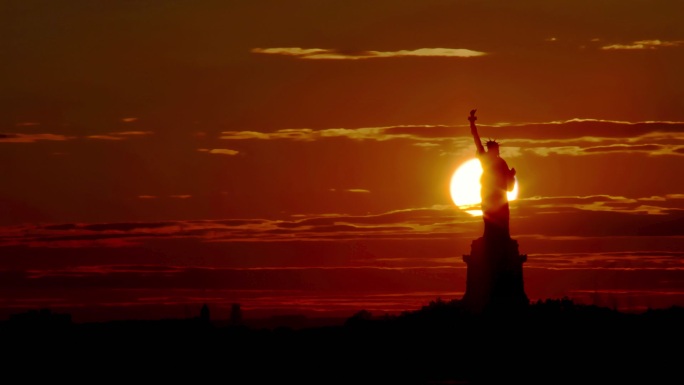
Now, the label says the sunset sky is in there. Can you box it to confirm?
[2,1,683,322]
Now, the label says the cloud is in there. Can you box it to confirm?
[520,146,585,156]
[251,47,487,60]
[601,39,684,50]
[486,122,684,157]
[3,195,684,249]
[489,119,684,139]
[116,131,153,136]
[87,135,124,141]
[80,222,178,232]
[198,148,239,156]
[220,126,453,143]
[512,201,684,238]
[523,143,682,157]
[330,188,371,194]
[87,131,153,140]
[0,206,471,247]
[638,196,666,202]
[170,195,192,199]
[527,251,684,269]
[219,120,684,157]
[222,120,684,142]
[346,189,370,194]
[583,144,664,153]
[0,133,74,143]
[121,118,138,123]
[516,194,677,215]
[413,142,440,148]
[219,131,271,140]
[138,195,157,199]
[520,142,679,157]
[25,264,187,278]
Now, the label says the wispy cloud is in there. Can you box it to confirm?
[251,47,487,60]
[0,129,153,143]
[413,142,440,148]
[517,195,672,215]
[601,39,684,50]
[583,144,664,153]
[198,148,240,156]
[556,195,682,213]
[0,206,469,247]
[526,251,684,269]
[329,188,371,194]
[116,131,152,136]
[220,120,684,157]
[0,133,74,143]
[522,143,682,157]
[87,135,124,141]
[88,131,153,140]
[3,194,683,248]
[220,126,451,142]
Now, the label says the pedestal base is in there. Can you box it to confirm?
[462,236,529,314]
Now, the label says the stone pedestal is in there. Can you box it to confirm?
[462,236,529,314]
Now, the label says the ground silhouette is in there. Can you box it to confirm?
[2,298,682,384]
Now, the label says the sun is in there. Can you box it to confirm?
[450,158,518,216]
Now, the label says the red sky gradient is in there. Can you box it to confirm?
[1,1,683,322]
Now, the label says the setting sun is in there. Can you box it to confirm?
[450,158,518,216]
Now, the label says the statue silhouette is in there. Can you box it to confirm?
[468,109,516,240]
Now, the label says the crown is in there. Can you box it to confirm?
[485,138,499,147]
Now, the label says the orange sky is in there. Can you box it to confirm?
[1,1,683,322]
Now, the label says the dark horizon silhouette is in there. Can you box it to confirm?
[2,297,682,384]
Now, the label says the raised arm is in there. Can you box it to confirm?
[469,109,485,154]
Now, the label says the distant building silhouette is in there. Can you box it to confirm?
[200,303,210,322]
[462,110,529,314]
[230,303,242,326]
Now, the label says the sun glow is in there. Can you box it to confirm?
[450,158,518,216]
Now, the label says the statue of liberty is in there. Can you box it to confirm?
[468,109,516,240]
